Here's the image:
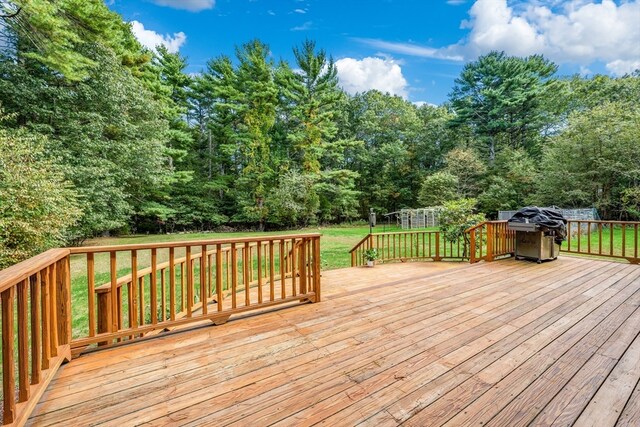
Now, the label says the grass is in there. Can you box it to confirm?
[64,223,404,339]
[29,222,640,340]
[564,223,639,259]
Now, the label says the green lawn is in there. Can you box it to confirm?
[67,223,404,338]
[564,223,639,259]
[79,222,403,271]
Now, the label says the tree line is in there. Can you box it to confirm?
[0,0,639,267]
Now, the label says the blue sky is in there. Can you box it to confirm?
[108,0,640,105]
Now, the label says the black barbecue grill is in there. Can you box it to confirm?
[507,207,567,263]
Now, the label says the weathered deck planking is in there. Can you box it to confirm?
[28,257,640,426]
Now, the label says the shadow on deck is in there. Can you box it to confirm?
[29,257,640,426]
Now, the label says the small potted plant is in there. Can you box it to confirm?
[363,248,378,267]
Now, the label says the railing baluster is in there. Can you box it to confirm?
[138,276,145,327]
[87,253,96,336]
[30,273,42,385]
[231,243,238,309]
[169,248,176,321]
[291,239,297,296]
[635,224,638,260]
[17,279,29,402]
[2,286,16,424]
[216,244,223,311]
[186,246,193,316]
[257,241,263,304]
[201,245,208,315]
[41,269,51,370]
[244,242,251,307]
[160,267,167,320]
[150,249,158,324]
[130,250,138,329]
[49,263,58,356]
[269,241,275,302]
[280,240,286,299]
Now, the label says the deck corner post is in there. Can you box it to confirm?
[97,291,111,346]
[56,256,72,348]
[486,223,494,262]
[313,236,321,302]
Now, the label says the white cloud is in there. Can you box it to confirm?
[335,57,408,98]
[354,38,463,61]
[130,21,186,53]
[456,0,640,75]
[413,101,438,108]
[356,1,640,77]
[151,0,215,12]
[447,0,467,4]
[291,21,313,31]
[294,8,307,14]
[606,59,640,75]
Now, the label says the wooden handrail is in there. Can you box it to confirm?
[349,234,373,254]
[0,248,69,293]
[68,233,321,254]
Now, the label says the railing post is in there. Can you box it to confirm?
[2,286,16,424]
[486,223,494,262]
[434,233,442,261]
[97,290,111,347]
[313,236,321,302]
[55,257,72,351]
[469,229,476,263]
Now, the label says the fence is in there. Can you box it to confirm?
[399,207,440,230]
[0,233,321,424]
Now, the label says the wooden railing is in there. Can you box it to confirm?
[562,220,640,264]
[466,221,515,264]
[0,233,321,424]
[349,231,467,266]
[0,249,72,426]
[352,220,640,267]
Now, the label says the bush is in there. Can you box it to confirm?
[0,127,80,268]
[438,198,485,256]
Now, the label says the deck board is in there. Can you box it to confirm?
[28,257,640,426]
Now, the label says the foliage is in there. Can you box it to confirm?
[0,125,80,268]
[438,199,485,256]
[621,187,640,220]
[417,172,459,207]
[449,51,559,162]
[535,102,640,219]
[363,248,378,261]
[0,0,639,267]
[444,148,486,197]
[6,0,149,80]
[267,170,319,227]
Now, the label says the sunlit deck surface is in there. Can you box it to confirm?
[29,257,640,426]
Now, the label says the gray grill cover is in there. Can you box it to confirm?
[507,207,567,245]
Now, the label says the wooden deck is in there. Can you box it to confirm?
[28,257,640,426]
